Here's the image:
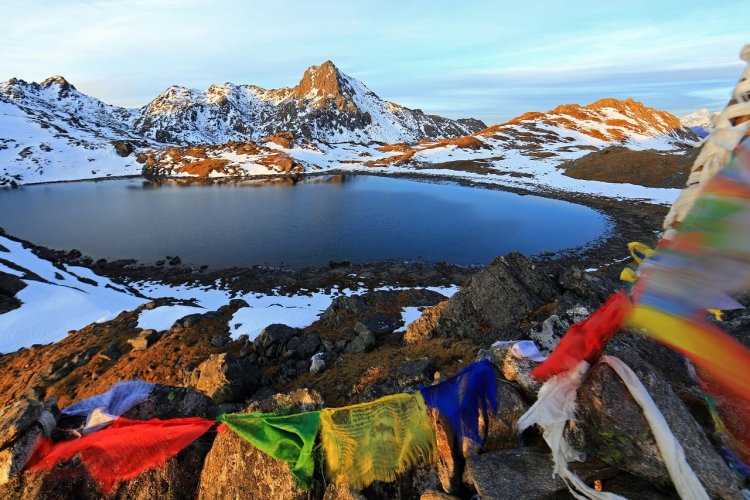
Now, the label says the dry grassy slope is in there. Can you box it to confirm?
[559,146,701,188]
[0,288,476,409]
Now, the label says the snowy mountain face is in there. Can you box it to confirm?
[0,64,701,194]
[0,62,485,185]
[141,97,701,204]
[133,61,485,144]
[0,76,147,186]
[680,108,717,138]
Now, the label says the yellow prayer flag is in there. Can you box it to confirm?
[619,267,638,283]
[320,393,436,490]
[628,241,655,263]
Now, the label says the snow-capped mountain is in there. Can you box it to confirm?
[0,62,486,185]
[0,76,148,186]
[133,61,485,144]
[679,108,717,138]
[0,63,701,194]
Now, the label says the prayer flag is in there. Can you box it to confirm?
[28,417,214,493]
[419,359,497,449]
[218,411,321,489]
[319,393,436,490]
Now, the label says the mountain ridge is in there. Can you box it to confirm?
[0,64,699,192]
[2,61,486,147]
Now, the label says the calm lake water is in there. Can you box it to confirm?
[0,175,608,268]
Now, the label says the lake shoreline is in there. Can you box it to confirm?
[0,172,665,297]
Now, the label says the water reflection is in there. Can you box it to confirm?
[0,176,608,268]
[135,174,353,190]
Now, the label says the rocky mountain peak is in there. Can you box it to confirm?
[290,60,356,111]
[40,75,74,91]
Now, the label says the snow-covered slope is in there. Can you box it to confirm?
[0,233,459,353]
[680,107,718,138]
[0,77,146,186]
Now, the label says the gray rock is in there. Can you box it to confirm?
[605,333,701,409]
[0,399,46,447]
[0,398,57,485]
[127,329,160,350]
[123,384,219,420]
[284,336,301,353]
[345,329,376,354]
[97,343,121,362]
[558,267,608,301]
[190,353,261,404]
[569,350,742,499]
[297,333,320,359]
[310,352,326,374]
[482,379,529,451]
[321,295,370,322]
[255,324,299,353]
[354,312,403,337]
[396,359,437,387]
[40,347,99,382]
[112,140,134,157]
[405,253,560,343]
[210,335,231,348]
[565,304,591,324]
[0,425,44,485]
[180,313,201,327]
[487,343,542,399]
[463,447,616,500]
[529,314,569,354]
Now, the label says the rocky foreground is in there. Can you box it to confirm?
[0,237,748,498]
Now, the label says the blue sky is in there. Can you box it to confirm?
[1,0,747,123]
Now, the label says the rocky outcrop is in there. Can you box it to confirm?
[406,253,560,343]
[0,398,57,485]
[189,353,261,404]
[463,448,617,500]
[197,389,325,499]
[569,350,741,499]
[0,245,745,499]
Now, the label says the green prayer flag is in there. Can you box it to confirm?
[218,410,322,489]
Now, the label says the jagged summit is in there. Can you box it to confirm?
[1,63,486,145]
[483,97,696,144]
[40,75,74,90]
[289,60,353,109]
[132,61,485,143]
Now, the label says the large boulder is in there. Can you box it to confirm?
[0,398,57,485]
[463,447,617,499]
[481,379,529,452]
[197,389,324,500]
[190,353,261,404]
[405,253,560,343]
[569,350,742,499]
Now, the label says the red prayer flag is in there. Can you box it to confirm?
[530,290,631,382]
[28,417,215,493]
